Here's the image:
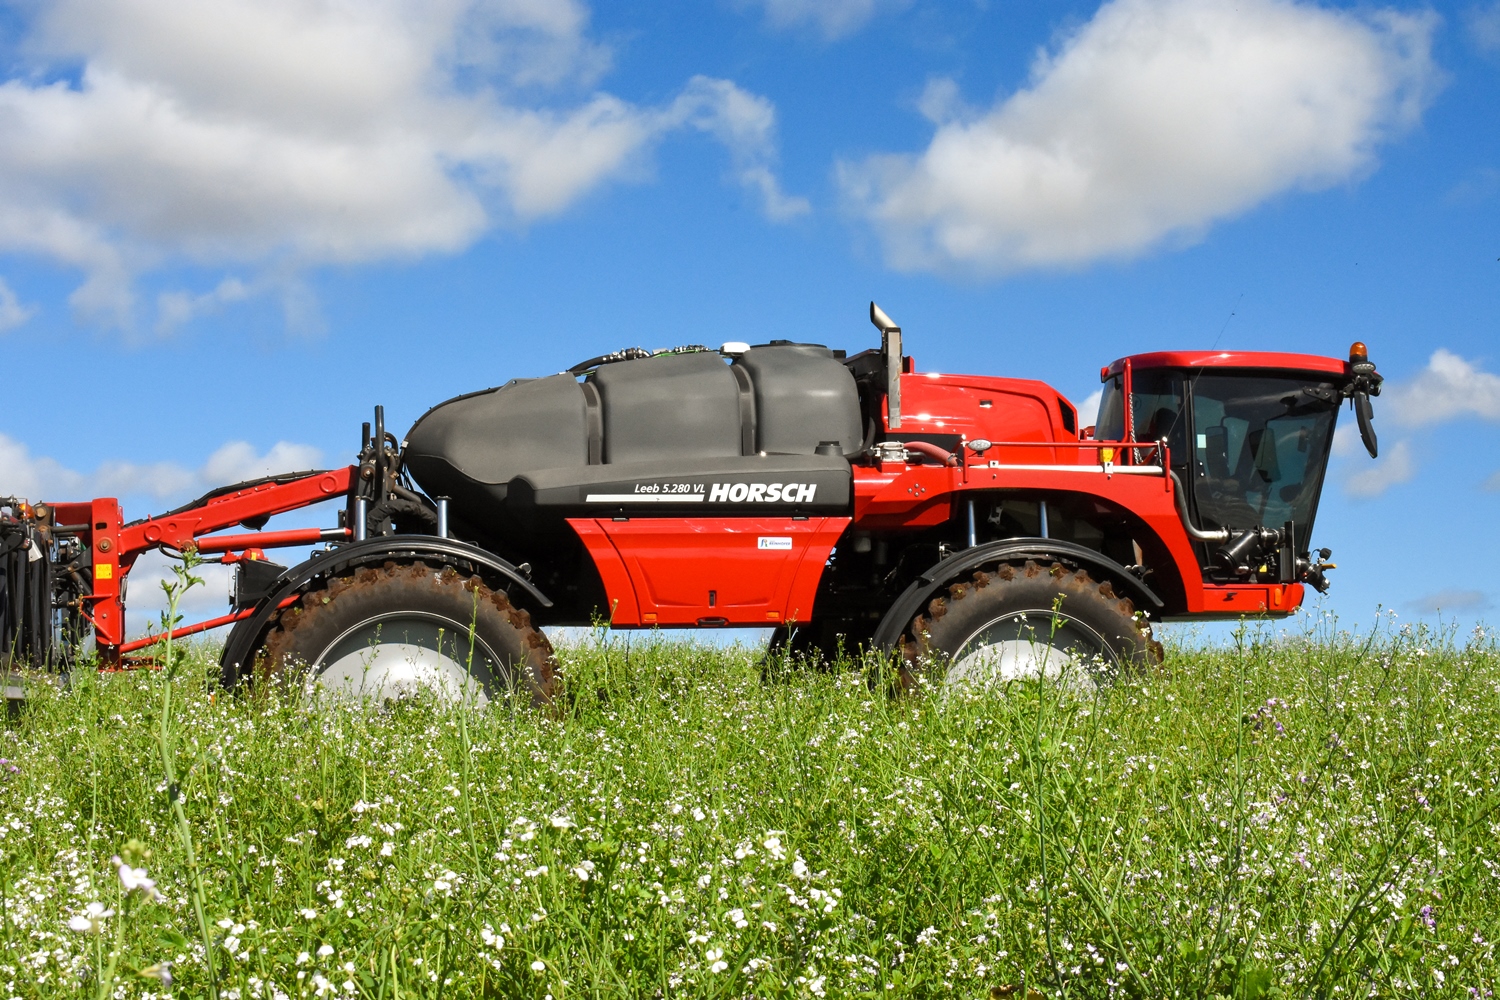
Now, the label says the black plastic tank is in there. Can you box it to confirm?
[737,343,861,455]
[593,352,743,464]
[404,374,589,502]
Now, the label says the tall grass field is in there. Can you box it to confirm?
[1,615,1497,998]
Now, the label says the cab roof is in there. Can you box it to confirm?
[1102,350,1350,381]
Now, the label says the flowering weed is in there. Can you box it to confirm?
[0,620,1495,996]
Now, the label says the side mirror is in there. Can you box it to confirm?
[1354,390,1377,458]
[1347,341,1381,459]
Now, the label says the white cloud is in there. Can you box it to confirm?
[1076,389,1103,427]
[123,551,234,639]
[0,278,36,332]
[0,0,801,329]
[1384,349,1500,427]
[0,434,323,504]
[741,0,909,39]
[1468,3,1500,53]
[1344,438,1414,498]
[156,278,252,335]
[669,77,810,221]
[840,0,1438,273]
[1411,588,1490,614]
[1330,423,1359,458]
[1445,166,1500,205]
[199,441,325,486]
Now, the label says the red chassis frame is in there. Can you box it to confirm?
[50,467,353,665]
[46,440,1304,666]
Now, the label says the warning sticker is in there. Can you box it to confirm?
[95,564,113,580]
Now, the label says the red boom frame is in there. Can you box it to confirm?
[49,467,353,664]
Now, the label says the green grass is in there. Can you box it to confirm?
[1,618,1498,998]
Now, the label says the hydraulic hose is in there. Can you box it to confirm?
[1167,470,1231,543]
[902,441,959,466]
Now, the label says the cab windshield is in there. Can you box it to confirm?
[1187,373,1339,534]
[1106,369,1340,538]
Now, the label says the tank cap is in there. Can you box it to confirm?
[720,341,750,356]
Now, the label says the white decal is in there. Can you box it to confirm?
[758,537,793,550]
[605,482,821,504]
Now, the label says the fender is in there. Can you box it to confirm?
[219,535,550,684]
[870,538,1164,650]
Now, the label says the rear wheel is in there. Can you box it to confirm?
[899,560,1161,693]
[256,562,556,707]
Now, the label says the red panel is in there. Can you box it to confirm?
[853,464,959,529]
[1103,351,1349,378]
[568,517,849,627]
[1198,583,1304,617]
[566,519,640,625]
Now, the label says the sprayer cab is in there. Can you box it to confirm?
[1095,344,1378,586]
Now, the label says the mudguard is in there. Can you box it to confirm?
[219,535,550,685]
[870,538,1164,651]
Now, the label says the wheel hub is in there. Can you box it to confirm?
[311,612,496,706]
[946,609,1115,692]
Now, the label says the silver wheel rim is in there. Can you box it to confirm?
[310,611,496,707]
[944,608,1116,693]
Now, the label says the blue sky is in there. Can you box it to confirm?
[0,0,1497,638]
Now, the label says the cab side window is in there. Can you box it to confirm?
[1129,371,1188,469]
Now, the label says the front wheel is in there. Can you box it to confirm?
[900,560,1160,693]
[255,562,557,707]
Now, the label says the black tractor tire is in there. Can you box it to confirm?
[898,560,1162,692]
[255,561,557,707]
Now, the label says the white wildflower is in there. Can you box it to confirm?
[707,947,728,973]
[300,908,319,920]
[572,860,595,881]
[113,856,165,902]
[763,833,787,860]
[380,842,395,857]
[317,944,334,958]
[139,961,172,984]
[531,960,546,973]
[67,902,113,935]
[549,813,577,829]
